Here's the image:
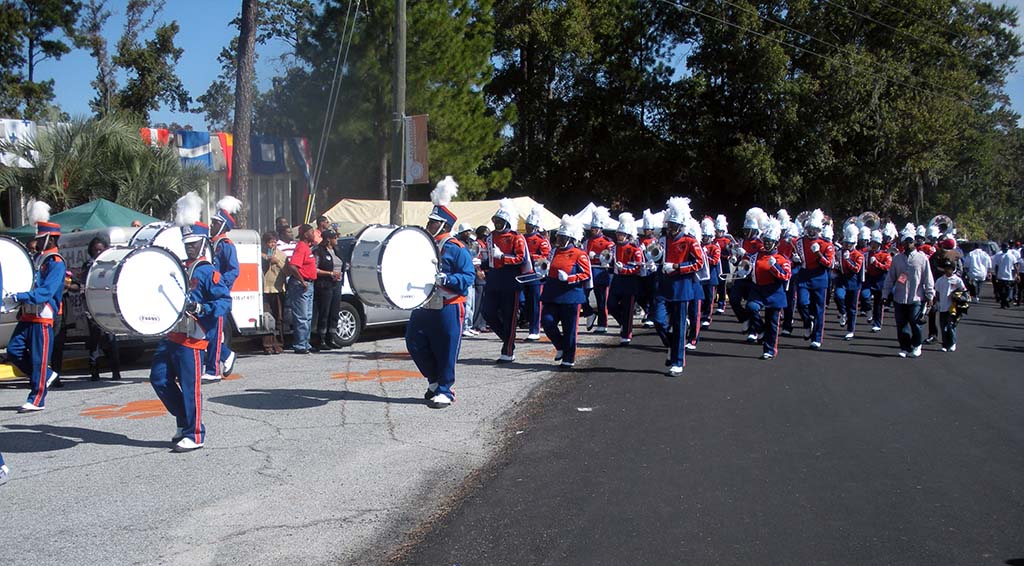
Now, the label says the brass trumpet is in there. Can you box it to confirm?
[599,248,614,268]
[644,242,664,263]
[515,257,551,284]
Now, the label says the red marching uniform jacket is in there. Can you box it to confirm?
[703,241,721,267]
[865,249,892,278]
[614,242,644,275]
[526,232,551,263]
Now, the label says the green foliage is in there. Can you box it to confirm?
[0,113,208,218]
[0,0,79,119]
[111,0,190,121]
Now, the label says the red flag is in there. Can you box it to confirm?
[217,132,234,191]
[140,128,170,146]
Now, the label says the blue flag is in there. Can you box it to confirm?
[176,131,213,170]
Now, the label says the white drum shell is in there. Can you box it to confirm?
[85,246,188,336]
[349,225,438,310]
[131,222,187,260]
[0,236,35,296]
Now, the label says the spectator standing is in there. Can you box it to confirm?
[284,224,318,353]
[882,224,935,358]
[926,236,962,343]
[934,258,967,352]
[472,225,490,332]
[312,229,345,349]
[276,220,297,260]
[66,236,122,380]
[454,223,479,336]
[992,243,1018,309]
[963,246,992,302]
[261,232,287,354]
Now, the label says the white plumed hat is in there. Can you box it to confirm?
[642,209,664,230]
[684,216,702,237]
[615,212,637,237]
[743,207,767,231]
[428,176,459,225]
[776,209,791,226]
[763,217,783,241]
[916,224,926,238]
[884,221,898,240]
[806,208,825,230]
[665,197,692,225]
[859,226,871,241]
[823,223,834,240]
[926,224,940,239]
[902,222,917,241]
[493,198,518,227]
[715,214,728,232]
[870,229,883,244]
[701,217,716,237]
[557,214,584,241]
[784,221,799,238]
[589,206,612,229]
[526,204,546,229]
[843,222,860,244]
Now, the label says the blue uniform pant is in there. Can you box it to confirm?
[939,311,957,349]
[523,284,542,336]
[149,340,206,444]
[581,285,610,328]
[687,299,702,345]
[7,321,56,408]
[700,284,716,323]
[783,281,797,332]
[870,288,885,327]
[482,286,519,357]
[406,303,465,399]
[638,275,657,320]
[729,279,752,322]
[893,302,924,351]
[652,297,689,367]
[541,303,581,363]
[798,284,828,343]
[608,291,636,340]
[204,315,233,375]
[834,284,860,333]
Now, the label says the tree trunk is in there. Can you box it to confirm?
[230,0,258,228]
[380,152,388,199]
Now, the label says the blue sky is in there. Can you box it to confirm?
[38,0,1024,131]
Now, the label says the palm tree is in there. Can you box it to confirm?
[0,113,209,218]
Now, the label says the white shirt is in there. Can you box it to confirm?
[276,239,297,260]
[964,248,992,280]
[935,274,966,312]
[993,252,1017,281]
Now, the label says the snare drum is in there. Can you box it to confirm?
[349,224,438,310]
[85,246,189,336]
[131,222,188,260]
[0,235,35,297]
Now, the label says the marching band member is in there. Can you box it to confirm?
[864,229,892,332]
[835,223,865,340]
[747,218,792,359]
[915,225,935,257]
[796,209,835,349]
[523,206,551,341]
[699,217,721,328]
[4,200,65,413]
[651,197,705,376]
[778,218,801,336]
[203,196,242,383]
[638,210,661,327]
[713,214,732,313]
[608,213,644,345]
[728,207,767,329]
[406,177,475,409]
[150,192,231,451]
[540,215,592,369]
[482,199,529,363]
[581,207,615,333]
[684,217,708,350]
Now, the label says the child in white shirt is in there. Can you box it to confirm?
[934,260,967,351]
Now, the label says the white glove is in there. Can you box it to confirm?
[811,243,821,253]
[434,272,448,286]
[1,293,17,313]
[662,262,675,274]
[870,256,877,265]
[588,250,597,259]
[472,258,481,266]
[843,250,850,260]
[557,269,569,282]
[491,247,504,260]
[615,261,625,270]
[768,256,777,266]
[645,261,657,271]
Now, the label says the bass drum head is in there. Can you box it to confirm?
[379,227,438,310]
[0,235,34,295]
[88,246,188,336]
[131,222,187,260]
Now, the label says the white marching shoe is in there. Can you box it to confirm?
[18,402,44,413]
[222,351,237,377]
[810,341,821,350]
[427,394,452,409]
[910,346,922,358]
[761,352,774,360]
[526,333,541,341]
[844,332,855,341]
[746,333,758,343]
[667,365,683,377]
[619,338,631,346]
[173,437,204,452]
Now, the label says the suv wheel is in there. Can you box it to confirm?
[335,301,362,346]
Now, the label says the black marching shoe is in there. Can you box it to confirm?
[90,364,101,382]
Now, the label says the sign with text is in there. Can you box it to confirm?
[404,114,429,185]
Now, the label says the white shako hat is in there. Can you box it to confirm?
[763,217,783,241]
[743,207,767,231]
[526,204,546,228]
[805,208,825,230]
[843,222,859,244]
[870,229,883,243]
[589,206,611,229]
[557,213,584,241]
[615,212,637,237]
[859,226,871,241]
[683,216,701,237]
[714,214,728,232]
[883,222,898,240]
[901,223,917,241]
[701,217,716,237]
[664,197,692,225]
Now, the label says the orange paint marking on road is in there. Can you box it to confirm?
[524,347,599,359]
[223,373,243,381]
[80,399,168,420]
[331,369,421,383]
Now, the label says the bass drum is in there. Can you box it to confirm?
[349,224,438,310]
[131,222,188,260]
[0,235,35,298]
[85,246,189,336]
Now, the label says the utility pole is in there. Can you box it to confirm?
[388,0,406,225]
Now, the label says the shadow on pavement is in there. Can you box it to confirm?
[208,388,423,411]
[2,424,170,452]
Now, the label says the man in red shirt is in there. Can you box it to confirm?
[284,224,319,353]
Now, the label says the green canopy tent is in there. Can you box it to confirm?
[3,199,160,238]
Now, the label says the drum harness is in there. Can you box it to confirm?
[170,258,212,338]
[20,251,65,316]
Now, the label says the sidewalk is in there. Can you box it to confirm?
[0,327,618,565]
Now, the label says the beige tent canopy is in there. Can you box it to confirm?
[322,196,563,233]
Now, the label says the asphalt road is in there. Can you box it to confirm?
[399,302,1024,566]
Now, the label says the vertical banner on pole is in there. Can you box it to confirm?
[403,114,429,185]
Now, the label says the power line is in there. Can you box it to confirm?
[657,0,967,106]
[717,0,974,102]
